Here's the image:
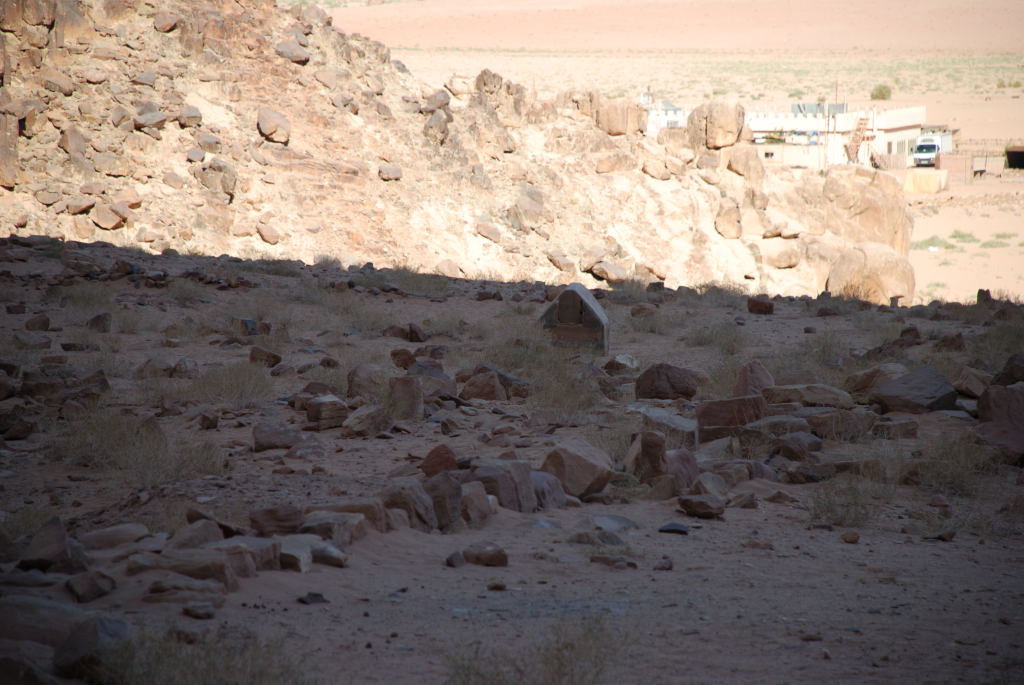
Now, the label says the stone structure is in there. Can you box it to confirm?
[539,283,609,354]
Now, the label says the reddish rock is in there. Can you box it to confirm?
[249,346,281,367]
[696,395,768,431]
[540,438,613,498]
[460,370,507,401]
[733,359,774,396]
[462,541,508,567]
[636,363,700,400]
[420,444,458,477]
[747,296,774,315]
[677,493,726,519]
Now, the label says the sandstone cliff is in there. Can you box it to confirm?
[0,0,914,303]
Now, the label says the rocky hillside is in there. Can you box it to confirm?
[1,0,914,303]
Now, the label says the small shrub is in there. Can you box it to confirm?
[910,236,957,251]
[870,84,892,100]
[185,362,276,408]
[914,433,1000,497]
[687,320,746,356]
[809,477,875,527]
[950,230,979,243]
[0,504,53,540]
[979,240,1010,249]
[969,318,1024,370]
[606,279,649,305]
[314,254,344,270]
[445,617,619,685]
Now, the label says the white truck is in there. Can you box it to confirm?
[913,133,953,167]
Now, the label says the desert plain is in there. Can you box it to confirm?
[1,1,1024,684]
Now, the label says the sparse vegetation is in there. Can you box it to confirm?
[181,362,277,408]
[870,83,892,100]
[52,408,223,487]
[446,617,620,685]
[687,319,746,355]
[910,236,957,251]
[809,476,876,527]
[950,230,979,244]
[97,627,315,685]
[913,433,1001,497]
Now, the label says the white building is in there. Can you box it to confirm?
[641,98,926,169]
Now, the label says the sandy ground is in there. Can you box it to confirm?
[2,241,1023,683]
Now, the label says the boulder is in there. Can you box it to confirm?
[0,595,85,647]
[249,505,304,536]
[540,438,613,498]
[467,459,537,513]
[257,107,290,144]
[677,493,726,519]
[462,541,507,567]
[275,39,310,64]
[992,354,1024,386]
[460,370,507,401]
[635,363,700,400]
[696,395,768,432]
[687,100,745,150]
[125,549,239,591]
[17,517,88,574]
[870,365,957,414]
[420,444,457,477]
[733,359,775,396]
[423,472,463,532]
[746,296,774,315]
[66,570,116,603]
[252,421,303,452]
[380,478,438,532]
[531,470,568,510]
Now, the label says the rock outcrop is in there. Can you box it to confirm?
[0,0,915,304]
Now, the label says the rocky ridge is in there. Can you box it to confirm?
[2,0,914,303]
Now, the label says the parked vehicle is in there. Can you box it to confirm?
[913,133,953,167]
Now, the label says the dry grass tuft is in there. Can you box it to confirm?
[445,617,620,685]
[913,433,1001,497]
[687,319,746,356]
[52,409,223,487]
[808,476,877,527]
[182,362,277,408]
[0,504,53,541]
[96,627,315,685]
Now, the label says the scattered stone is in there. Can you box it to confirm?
[252,421,303,452]
[298,592,330,605]
[747,296,774,315]
[249,505,304,536]
[66,570,116,603]
[677,494,726,519]
[257,107,291,144]
[653,556,674,571]
[658,522,690,536]
[379,165,402,181]
[840,531,860,544]
[462,541,508,567]
[275,39,311,64]
[183,601,216,619]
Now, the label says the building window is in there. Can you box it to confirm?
[887,142,893,154]
[764,151,775,159]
